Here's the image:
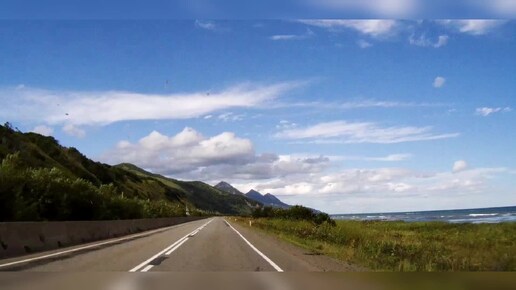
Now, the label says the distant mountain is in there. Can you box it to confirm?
[214,181,244,195]
[245,189,290,209]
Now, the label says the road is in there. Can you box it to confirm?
[0,217,354,272]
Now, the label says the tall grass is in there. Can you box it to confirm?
[238,218,516,271]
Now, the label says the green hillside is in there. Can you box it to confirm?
[116,163,262,215]
[0,123,260,221]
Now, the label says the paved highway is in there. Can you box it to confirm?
[0,217,353,272]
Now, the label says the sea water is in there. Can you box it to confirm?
[332,206,516,224]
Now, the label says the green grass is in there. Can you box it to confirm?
[236,218,516,271]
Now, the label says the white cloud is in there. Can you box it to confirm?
[195,20,217,31]
[488,0,516,16]
[31,125,54,136]
[438,20,507,35]
[433,76,446,88]
[306,0,419,17]
[62,124,86,138]
[453,160,468,173]
[249,166,504,196]
[275,121,459,144]
[217,112,244,122]
[299,20,399,37]
[272,99,447,110]
[366,154,413,162]
[356,39,372,48]
[0,82,300,126]
[270,29,314,41]
[104,128,330,180]
[330,153,412,162]
[409,34,449,48]
[475,107,512,116]
[106,128,254,174]
[276,120,297,130]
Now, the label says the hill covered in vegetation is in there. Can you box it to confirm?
[0,123,260,221]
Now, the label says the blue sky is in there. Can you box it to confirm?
[1,20,515,213]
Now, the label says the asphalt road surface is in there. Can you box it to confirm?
[0,217,354,272]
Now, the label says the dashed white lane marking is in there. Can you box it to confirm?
[0,220,204,270]
[129,218,214,272]
[224,219,284,272]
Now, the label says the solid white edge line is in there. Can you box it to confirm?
[129,218,213,272]
[224,219,284,272]
[0,219,201,269]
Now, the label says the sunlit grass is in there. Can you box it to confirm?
[236,218,516,271]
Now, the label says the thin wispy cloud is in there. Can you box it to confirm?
[298,19,399,37]
[475,107,512,116]
[275,121,459,144]
[330,153,413,162]
[270,29,314,41]
[409,34,449,48]
[356,39,373,48]
[272,100,447,110]
[0,82,302,126]
[438,20,507,35]
[195,20,218,31]
[305,0,419,17]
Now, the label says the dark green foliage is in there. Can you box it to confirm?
[0,123,260,219]
[0,153,184,221]
[252,205,336,226]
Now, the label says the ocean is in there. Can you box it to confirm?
[332,206,516,224]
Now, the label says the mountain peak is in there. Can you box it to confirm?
[214,181,244,195]
[245,190,290,209]
[215,181,231,187]
[246,189,262,195]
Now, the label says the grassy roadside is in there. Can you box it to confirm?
[234,218,516,271]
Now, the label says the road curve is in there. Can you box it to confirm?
[0,217,352,272]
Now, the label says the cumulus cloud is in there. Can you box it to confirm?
[0,82,300,126]
[453,160,468,173]
[409,34,449,48]
[475,107,512,116]
[243,166,510,200]
[433,76,446,88]
[299,19,399,37]
[104,128,330,180]
[62,124,86,138]
[275,121,459,144]
[31,125,54,136]
[106,128,254,174]
[438,20,507,35]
